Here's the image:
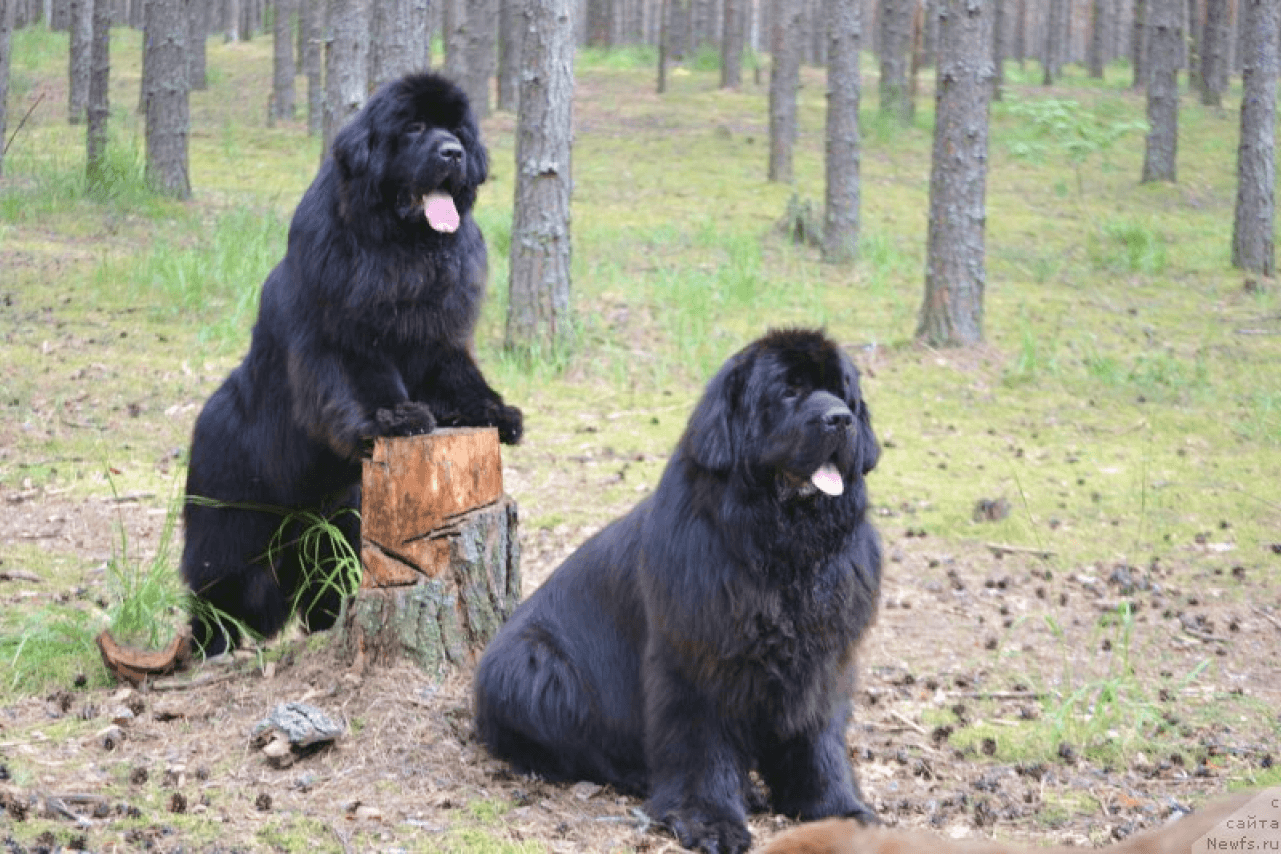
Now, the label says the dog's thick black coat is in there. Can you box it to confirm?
[181,73,521,655]
[474,329,880,854]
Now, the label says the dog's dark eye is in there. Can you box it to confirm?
[406,121,427,136]
[782,385,802,400]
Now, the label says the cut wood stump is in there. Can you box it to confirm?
[339,428,521,678]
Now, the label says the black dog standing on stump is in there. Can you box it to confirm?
[475,329,881,854]
[181,73,522,656]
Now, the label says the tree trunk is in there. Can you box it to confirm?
[587,0,611,44]
[497,0,521,110]
[823,0,860,264]
[1014,0,1026,65]
[463,0,497,117]
[323,0,368,158]
[918,0,992,347]
[271,0,296,122]
[342,431,521,677]
[658,0,669,91]
[1088,0,1106,76]
[144,0,192,198]
[992,0,1005,99]
[301,0,322,135]
[373,0,423,86]
[86,0,110,186]
[68,0,91,123]
[879,0,912,122]
[442,0,468,81]
[506,0,574,356]
[189,1,208,89]
[720,0,743,87]
[1231,0,1278,274]
[1141,0,1180,182]
[0,0,11,178]
[1199,0,1230,104]
[225,0,239,39]
[415,0,432,68]
[1132,0,1147,86]
[768,0,803,182]
[668,0,689,61]
[1043,0,1065,83]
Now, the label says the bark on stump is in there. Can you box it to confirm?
[340,428,520,679]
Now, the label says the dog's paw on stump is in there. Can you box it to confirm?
[342,429,521,678]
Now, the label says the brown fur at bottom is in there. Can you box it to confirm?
[760,792,1255,854]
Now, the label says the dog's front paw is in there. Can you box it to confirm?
[373,401,437,437]
[662,809,751,854]
[492,403,523,445]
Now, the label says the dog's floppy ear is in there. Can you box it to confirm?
[332,112,373,178]
[683,352,748,473]
[460,117,489,188]
[840,349,880,476]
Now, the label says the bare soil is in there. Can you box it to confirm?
[1,458,1277,853]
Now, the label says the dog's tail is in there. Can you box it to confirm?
[759,791,1257,854]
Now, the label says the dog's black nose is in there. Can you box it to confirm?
[438,140,463,164]
[823,407,853,429]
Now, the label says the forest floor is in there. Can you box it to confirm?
[2,24,1281,854]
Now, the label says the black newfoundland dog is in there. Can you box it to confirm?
[181,72,522,655]
[474,328,881,854]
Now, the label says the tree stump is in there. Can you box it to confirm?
[339,428,520,678]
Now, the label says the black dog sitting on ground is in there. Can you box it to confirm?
[474,328,881,854]
[181,72,521,655]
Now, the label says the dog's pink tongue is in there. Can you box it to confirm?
[811,463,844,496]
[424,191,459,233]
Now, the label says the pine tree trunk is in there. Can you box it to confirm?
[1132,0,1147,86]
[271,0,296,121]
[144,0,192,198]
[443,0,468,82]
[768,1,803,182]
[497,0,521,111]
[918,0,992,347]
[68,0,91,123]
[323,0,368,157]
[1014,0,1027,64]
[86,0,110,185]
[301,0,322,135]
[505,0,574,355]
[1089,0,1106,76]
[188,1,208,90]
[1043,0,1065,83]
[1199,0,1230,105]
[587,0,612,45]
[1141,0,1180,182]
[341,431,521,677]
[1231,0,1278,274]
[823,0,861,265]
[225,0,240,40]
[992,0,1005,99]
[464,0,497,117]
[415,0,432,68]
[371,0,419,88]
[0,0,11,178]
[720,0,743,87]
[879,0,912,122]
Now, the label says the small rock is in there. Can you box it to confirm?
[95,725,125,751]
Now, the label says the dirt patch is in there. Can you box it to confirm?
[1,485,1276,853]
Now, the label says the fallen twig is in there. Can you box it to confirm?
[148,670,238,693]
[1250,605,1281,632]
[2,93,45,158]
[986,543,1055,559]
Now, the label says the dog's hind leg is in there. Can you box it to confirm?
[474,626,646,794]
